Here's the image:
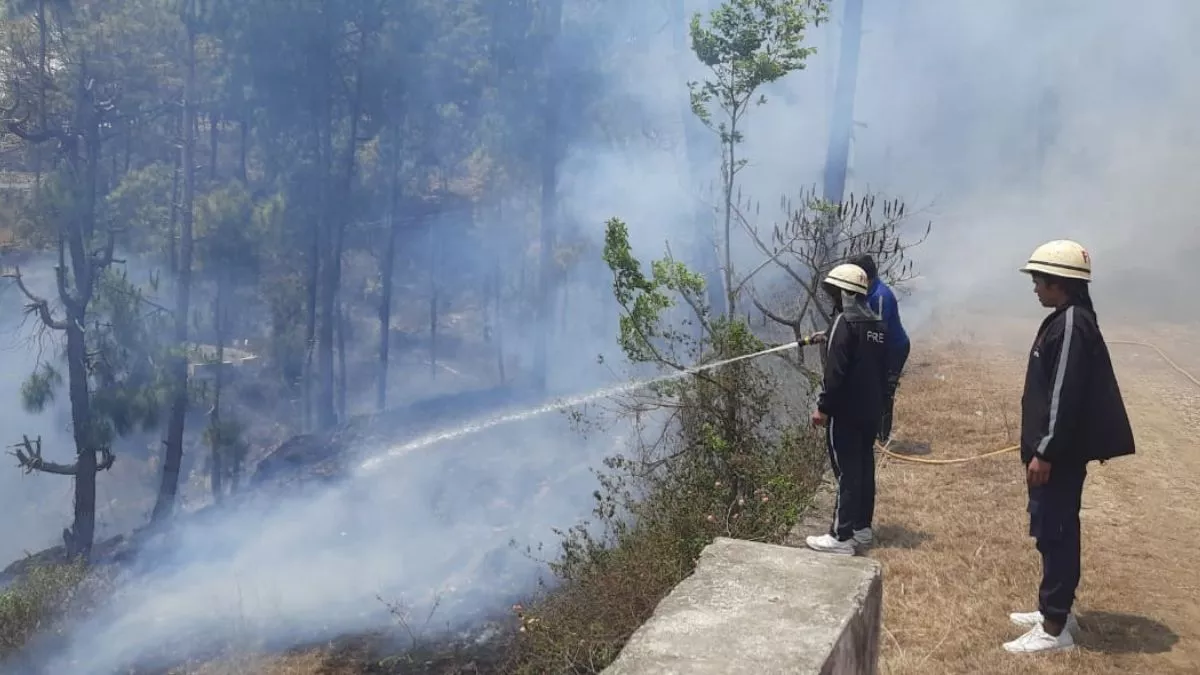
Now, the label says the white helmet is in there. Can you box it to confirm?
[823,263,870,295]
[1019,239,1092,282]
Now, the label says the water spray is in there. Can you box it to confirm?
[358,338,818,473]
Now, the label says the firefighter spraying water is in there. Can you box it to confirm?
[801,262,889,556]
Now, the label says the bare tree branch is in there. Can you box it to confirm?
[2,266,70,330]
[732,200,808,286]
[10,435,115,476]
[5,119,76,148]
[736,188,933,344]
[749,285,796,329]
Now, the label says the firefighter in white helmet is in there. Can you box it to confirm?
[1004,239,1135,654]
[805,263,888,556]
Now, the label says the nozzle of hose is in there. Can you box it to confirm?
[798,332,826,347]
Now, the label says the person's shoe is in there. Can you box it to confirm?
[1003,622,1075,653]
[1009,611,1079,635]
[805,534,856,555]
[853,528,874,547]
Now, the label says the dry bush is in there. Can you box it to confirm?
[0,560,89,658]
[502,323,826,674]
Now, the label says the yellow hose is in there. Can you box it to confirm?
[877,339,1199,465]
[878,442,1020,465]
[1104,339,1200,388]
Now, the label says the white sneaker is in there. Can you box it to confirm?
[805,533,856,555]
[853,528,873,546]
[1010,611,1079,635]
[1003,622,1076,654]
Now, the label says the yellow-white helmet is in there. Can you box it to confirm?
[823,263,870,295]
[1019,239,1092,282]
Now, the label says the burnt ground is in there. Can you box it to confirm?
[0,381,541,585]
[2,364,635,675]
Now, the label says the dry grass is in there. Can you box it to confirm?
[873,333,1200,675]
[169,635,503,674]
[178,650,388,675]
[179,653,328,675]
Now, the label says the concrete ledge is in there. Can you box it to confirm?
[602,537,882,675]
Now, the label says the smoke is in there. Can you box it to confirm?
[8,0,1200,671]
[0,260,77,564]
[38,411,626,673]
[818,0,1200,324]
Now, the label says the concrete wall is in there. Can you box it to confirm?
[602,537,882,675]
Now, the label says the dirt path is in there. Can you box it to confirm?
[870,335,1200,675]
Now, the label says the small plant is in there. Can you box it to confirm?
[688,0,828,316]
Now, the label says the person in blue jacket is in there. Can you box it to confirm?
[849,254,910,444]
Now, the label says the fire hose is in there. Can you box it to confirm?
[875,339,1200,465]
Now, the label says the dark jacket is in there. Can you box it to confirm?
[865,278,910,353]
[1020,303,1135,465]
[817,300,888,426]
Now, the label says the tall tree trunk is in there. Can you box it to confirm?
[533,0,563,391]
[318,26,366,429]
[152,19,198,523]
[722,113,737,317]
[210,281,225,502]
[559,275,568,334]
[5,62,112,559]
[209,111,219,181]
[302,119,322,431]
[169,112,181,276]
[64,319,95,558]
[493,255,505,384]
[314,98,336,429]
[822,0,863,206]
[238,108,248,183]
[124,118,132,173]
[336,305,347,420]
[63,66,106,559]
[303,237,320,429]
[32,0,46,204]
[376,143,399,411]
[427,221,438,380]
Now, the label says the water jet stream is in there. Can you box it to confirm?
[358,341,802,473]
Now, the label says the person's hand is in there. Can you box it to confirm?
[811,410,828,428]
[1027,457,1051,487]
[808,331,827,345]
